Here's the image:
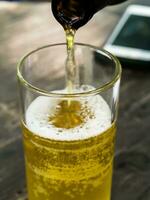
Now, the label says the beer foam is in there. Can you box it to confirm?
[26,86,111,141]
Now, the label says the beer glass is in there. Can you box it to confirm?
[17,43,121,200]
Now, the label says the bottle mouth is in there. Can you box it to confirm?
[17,43,122,98]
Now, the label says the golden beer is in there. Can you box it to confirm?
[22,96,116,200]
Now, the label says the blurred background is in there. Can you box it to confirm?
[0,0,150,200]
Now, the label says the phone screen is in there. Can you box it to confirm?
[112,15,150,51]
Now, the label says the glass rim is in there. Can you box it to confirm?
[17,43,122,98]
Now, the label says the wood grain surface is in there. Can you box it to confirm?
[0,0,150,199]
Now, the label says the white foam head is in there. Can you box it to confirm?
[26,86,112,141]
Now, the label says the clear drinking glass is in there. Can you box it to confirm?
[17,43,121,200]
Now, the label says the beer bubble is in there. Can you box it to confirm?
[26,86,111,141]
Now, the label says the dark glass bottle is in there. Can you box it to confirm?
[51,0,127,30]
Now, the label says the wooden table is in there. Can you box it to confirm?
[0,0,150,199]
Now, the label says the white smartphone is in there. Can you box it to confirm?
[104,5,150,63]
